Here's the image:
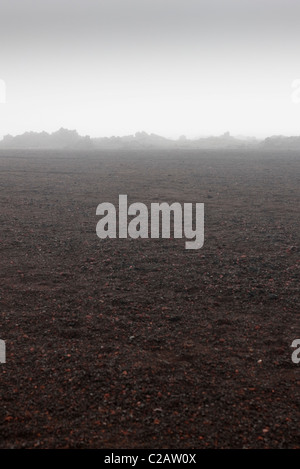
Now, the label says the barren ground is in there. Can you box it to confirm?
[0,149,299,448]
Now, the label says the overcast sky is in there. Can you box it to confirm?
[0,0,300,139]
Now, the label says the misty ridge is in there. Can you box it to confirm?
[1,127,300,150]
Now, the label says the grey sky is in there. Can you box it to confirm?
[0,0,300,138]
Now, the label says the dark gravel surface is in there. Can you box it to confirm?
[0,149,299,448]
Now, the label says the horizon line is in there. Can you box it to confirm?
[1,128,300,142]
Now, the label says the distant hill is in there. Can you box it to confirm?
[92,131,176,149]
[1,128,300,150]
[261,135,300,150]
[92,131,261,150]
[0,128,93,150]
